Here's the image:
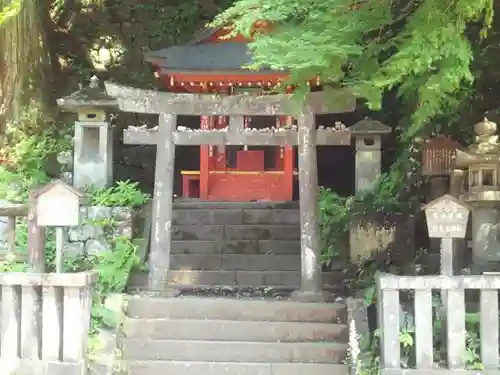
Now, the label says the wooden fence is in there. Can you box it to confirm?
[377,273,500,375]
[0,271,97,375]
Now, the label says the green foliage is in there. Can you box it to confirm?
[89,236,139,331]
[214,0,494,129]
[214,0,495,201]
[318,187,348,264]
[0,0,23,25]
[86,180,150,208]
[0,106,72,202]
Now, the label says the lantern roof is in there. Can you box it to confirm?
[349,117,391,135]
[57,76,117,111]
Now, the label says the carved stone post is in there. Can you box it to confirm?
[292,110,326,302]
[148,113,178,294]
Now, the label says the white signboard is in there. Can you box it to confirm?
[36,184,81,227]
[424,195,470,239]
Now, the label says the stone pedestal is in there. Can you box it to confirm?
[73,121,113,188]
[471,206,500,263]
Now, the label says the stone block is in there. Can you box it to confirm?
[171,240,224,254]
[171,225,224,241]
[170,252,301,271]
[242,209,300,225]
[226,225,300,240]
[173,209,244,225]
[63,242,85,256]
[212,209,244,225]
[111,206,133,221]
[349,213,415,265]
[221,254,300,271]
[223,240,301,255]
[126,295,347,322]
[122,338,347,363]
[170,254,223,270]
[167,270,236,286]
[66,205,134,256]
[124,361,348,375]
[86,238,110,255]
[223,240,260,254]
[86,206,113,221]
[68,224,97,242]
[113,221,132,238]
[172,209,212,225]
[123,318,348,342]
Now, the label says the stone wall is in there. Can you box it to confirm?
[63,206,133,256]
[349,212,415,265]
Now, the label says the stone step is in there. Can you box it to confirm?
[173,200,299,209]
[173,208,300,226]
[122,339,348,363]
[172,224,300,241]
[171,254,301,271]
[124,360,348,375]
[126,297,347,323]
[172,239,301,255]
[128,270,343,290]
[123,318,348,342]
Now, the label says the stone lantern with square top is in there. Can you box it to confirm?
[57,76,117,189]
[454,117,500,266]
[349,117,391,193]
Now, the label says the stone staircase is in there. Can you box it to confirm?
[120,296,349,375]
[129,201,344,292]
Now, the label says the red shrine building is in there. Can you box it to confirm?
[144,26,342,202]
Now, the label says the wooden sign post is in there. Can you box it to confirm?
[423,194,471,276]
[33,180,83,273]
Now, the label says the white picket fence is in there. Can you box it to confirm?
[0,271,97,375]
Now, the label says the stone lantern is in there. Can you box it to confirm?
[349,117,391,193]
[455,117,500,266]
[57,76,117,189]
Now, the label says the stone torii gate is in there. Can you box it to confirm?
[105,82,355,301]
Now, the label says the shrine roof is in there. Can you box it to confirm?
[144,27,276,73]
[146,42,273,72]
[349,117,391,135]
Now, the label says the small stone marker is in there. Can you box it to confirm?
[33,180,83,272]
[423,194,471,276]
